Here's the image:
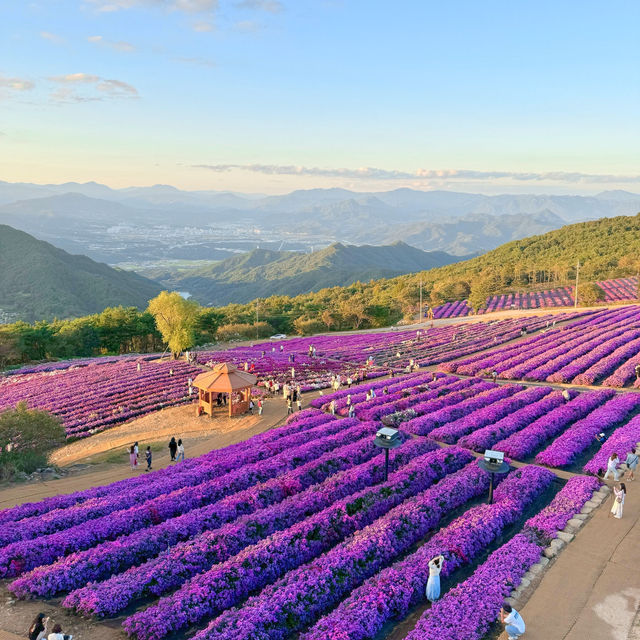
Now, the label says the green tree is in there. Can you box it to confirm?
[148,292,200,358]
[0,402,66,480]
[577,282,606,306]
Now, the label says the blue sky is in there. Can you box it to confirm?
[1,0,639,194]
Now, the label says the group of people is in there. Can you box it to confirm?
[425,555,525,638]
[28,614,71,640]
[599,448,638,519]
[168,437,185,462]
[128,441,153,471]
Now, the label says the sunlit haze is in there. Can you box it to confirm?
[1,0,639,194]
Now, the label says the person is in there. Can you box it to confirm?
[145,446,152,471]
[425,554,444,602]
[129,445,138,470]
[296,397,302,412]
[348,403,355,418]
[347,376,353,388]
[287,398,293,415]
[329,400,336,415]
[258,398,263,416]
[625,447,638,481]
[346,394,352,408]
[595,432,607,445]
[28,613,49,640]
[133,441,139,464]
[432,372,437,382]
[176,439,185,462]
[136,362,141,373]
[562,389,571,402]
[500,603,525,640]
[188,378,193,396]
[249,399,254,415]
[635,363,640,380]
[280,344,284,352]
[604,453,621,481]
[47,624,71,640]
[168,437,178,462]
[609,482,626,519]
[169,368,174,376]
[491,371,498,383]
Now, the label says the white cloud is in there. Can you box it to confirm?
[235,0,283,13]
[85,0,217,13]
[234,19,261,32]
[192,20,214,31]
[192,163,640,185]
[49,73,138,101]
[0,75,35,92]
[40,31,66,44]
[87,35,136,52]
[175,55,216,67]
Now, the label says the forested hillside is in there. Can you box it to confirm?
[152,242,462,305]
[0,225,162,323]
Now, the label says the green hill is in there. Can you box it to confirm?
[151,241,464,305]
[0,224,162,322]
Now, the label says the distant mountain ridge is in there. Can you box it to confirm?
[1,181,640,259]
[0,224,162,322]
[149,241,464,305]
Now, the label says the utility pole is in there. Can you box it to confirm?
[574,261,580,308]
[419,279,423,324]
[256,300,259,339]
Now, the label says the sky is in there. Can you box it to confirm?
[1,0,639,195]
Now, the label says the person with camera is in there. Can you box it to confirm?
[47,624,72,640]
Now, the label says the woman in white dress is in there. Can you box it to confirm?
[425,554,445,602]
[609,482,626,519]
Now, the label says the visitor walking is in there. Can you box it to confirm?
[604,453,621,481]
[286,398,293,415]
[176,439,185,462]
[28,613,49,640]
[329,400,336,415]
[425,554,444,602]
[129,445,138,470]
[249,399,254,414]
[168,437,178,462]
[134,441,139,464]
[500,603,525,639]
[137,362,141,373]
[348,403,355,418]
[609,482,626,519]
[296,397,302,412]
[145,446,152,471]
[625,448,638,481]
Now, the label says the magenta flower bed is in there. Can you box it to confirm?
[405,533,543,640]
[122,448,475,638]
[523,476,600,545]
[584,414,640,475]
[494,390,614,460]
[300,466,554,640]
[535,393,640,467]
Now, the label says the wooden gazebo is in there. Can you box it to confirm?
[193,363,257,418]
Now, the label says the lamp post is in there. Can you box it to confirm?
[478,449,509,504]
[374,427,402,481]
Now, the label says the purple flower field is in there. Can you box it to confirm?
[1,357,622,640]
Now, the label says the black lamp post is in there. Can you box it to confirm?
[374,427,402,481]
[478,449,509,504]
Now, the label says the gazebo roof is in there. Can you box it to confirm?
[193,362,257,393]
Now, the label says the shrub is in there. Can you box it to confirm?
[0,402,66,480]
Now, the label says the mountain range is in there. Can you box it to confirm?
[0,225,162,323]
[148,241,463,305]
[1,181,640,259]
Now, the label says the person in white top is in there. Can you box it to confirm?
[47,624,72,640]
[425,554,444,602]
[604,453,621,481]
[500,603,525,639]
[609,482,626,519]
[176,439,185,463]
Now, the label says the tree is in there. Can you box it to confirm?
[0,402,66,480]
[468,276,497,311]
[577,282,606,306]
[148,292,200,358]
[293,317,324,336]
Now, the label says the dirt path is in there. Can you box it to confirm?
[0,394,295,511]
[498,476,640,640]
